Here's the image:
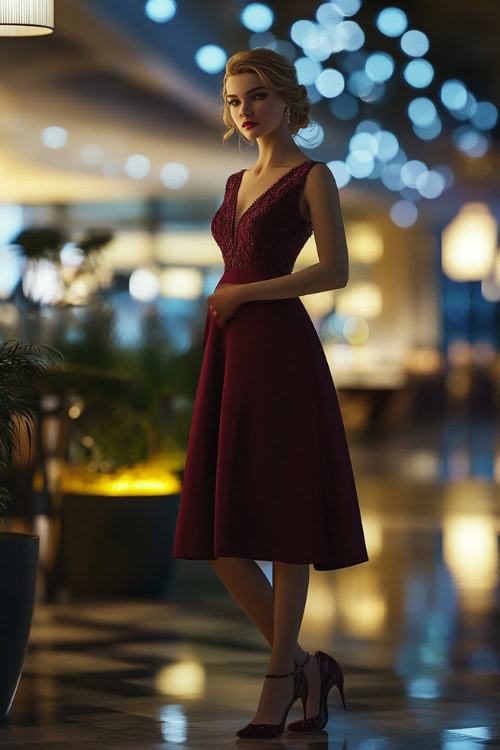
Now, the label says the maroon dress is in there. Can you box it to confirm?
[172,159,369,571]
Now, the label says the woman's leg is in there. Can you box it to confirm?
[251,560,311,723]
[208,557,308,664]
[209,557,322,723]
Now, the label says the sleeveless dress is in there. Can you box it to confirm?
[172,159,369,571]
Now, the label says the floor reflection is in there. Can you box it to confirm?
[1,429,499,749]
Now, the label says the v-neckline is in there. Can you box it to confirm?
[231,160,313,242]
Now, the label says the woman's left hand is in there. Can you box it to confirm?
[207,283,245,327]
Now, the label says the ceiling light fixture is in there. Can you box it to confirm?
[0,0,54,37]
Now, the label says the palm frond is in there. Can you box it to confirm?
[0,486,12,516]
[12,227,67,262]
[0,339,65,470]
[77,229,114,256]
[0,340,65,374]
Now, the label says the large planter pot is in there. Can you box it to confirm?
[55,492,181,600]
[0,533,39,719]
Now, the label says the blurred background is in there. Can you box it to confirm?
[0,0,499,747]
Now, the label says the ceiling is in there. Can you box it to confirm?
[0,0,498,209]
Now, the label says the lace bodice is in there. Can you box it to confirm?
[210,159,323,275]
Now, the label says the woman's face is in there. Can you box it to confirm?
[226,72,287,139]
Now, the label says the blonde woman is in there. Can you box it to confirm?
[172,47,369,739]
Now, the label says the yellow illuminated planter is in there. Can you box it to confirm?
[50,459,183,600]
[57,458,182,496]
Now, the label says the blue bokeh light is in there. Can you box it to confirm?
[471,101,498,131]
[390,200,418,227]
[316,68,345,97]
[331,0,362,17]
[408,97,437,127]
[376,7,408,37]
[240,3,274,33]
[295,56,322,86]
[195,44,227,74]
[365,52,395,83]
[327,160,351,187]
[144,0,176,23]
[403,59,434,88]
[440,80,468,111]
[401,29,429,57]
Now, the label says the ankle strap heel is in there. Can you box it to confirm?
[236,660,309,739]
[287,649,345,733]
[264,665,299,678]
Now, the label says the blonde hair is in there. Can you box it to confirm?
[220,48,312,146]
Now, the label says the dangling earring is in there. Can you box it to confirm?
[285,106,291,126]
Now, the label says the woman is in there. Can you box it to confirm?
[172,47,369,739]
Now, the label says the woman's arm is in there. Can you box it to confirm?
[239,163,349,303]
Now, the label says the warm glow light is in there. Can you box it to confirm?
[159,267,204,299]
[300,290,335,319]
[447,339,472,367]
[303,579,337,627]
[442,202,497,281]
[337,567,386,638]
[129,268,160,302]
[156,229,224,265]
[22,259,64,304]
[0,0,54,36]
[345,222,384,263]
[443,513,498,611]
[343,315,370,344]
[404,347,442,374]
[335,282,382,318]
[361,513,383,559]
[155,661,206,697]
[400,450,440,481]
[102,231,154,270]
[33,455,183,496]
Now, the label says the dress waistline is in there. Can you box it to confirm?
[202,268,293,347]
[218,268,292,285]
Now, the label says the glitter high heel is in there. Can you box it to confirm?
[287,650,346,732]
[235,659,308,738]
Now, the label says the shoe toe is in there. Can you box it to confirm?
[287,716,321,732]
[236,722,279,738]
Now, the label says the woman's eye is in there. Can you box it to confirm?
[229,93,266,106]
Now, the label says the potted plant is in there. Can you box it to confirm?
[0,340,64,720]
[42,305,187,601]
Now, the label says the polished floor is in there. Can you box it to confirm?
[1,432,500,749]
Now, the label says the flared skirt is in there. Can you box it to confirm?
[172,268,369,571]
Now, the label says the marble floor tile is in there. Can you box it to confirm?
[1,466,499,749]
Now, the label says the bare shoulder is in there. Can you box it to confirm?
[301,162,339,221]
[301,162,349,284]
[305,162,338,192]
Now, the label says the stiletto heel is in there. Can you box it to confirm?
[337,669,346,709]
[287,649,346,732]
[300,690,308,715]
[235,659,308,738]
[297,651,310,719]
